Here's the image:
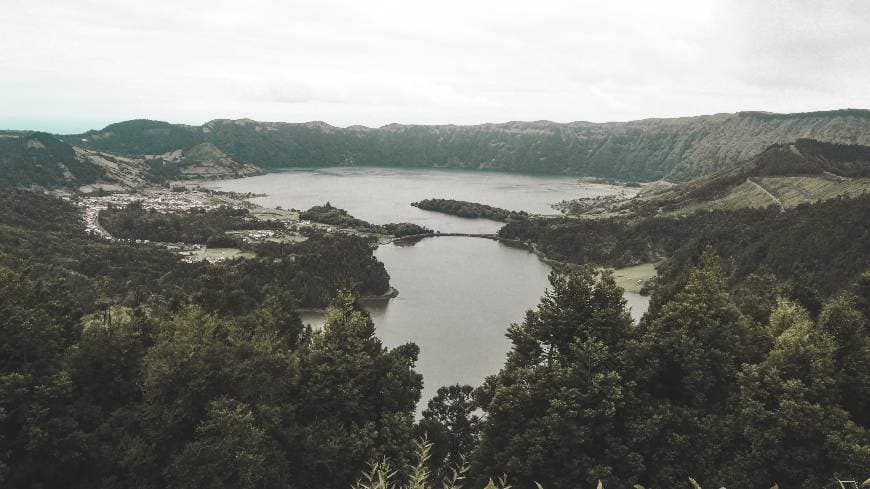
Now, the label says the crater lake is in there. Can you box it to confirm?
[205,167,649,405]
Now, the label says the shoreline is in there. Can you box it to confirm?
[296,287,399,317]
[188,165,642,196]
[188,168,651,299]
[389,233,655,294]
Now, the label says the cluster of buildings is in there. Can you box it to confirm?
[76,190,235,240]
[74,189,312,264]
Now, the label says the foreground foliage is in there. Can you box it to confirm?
[471,259,869,488]
[1,284,422,489]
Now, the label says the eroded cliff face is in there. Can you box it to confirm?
[72,110,870,182]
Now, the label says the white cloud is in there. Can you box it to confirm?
[2,0,869,132]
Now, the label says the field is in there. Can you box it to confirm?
[204,247,255,260]
[250,207,300,221]
[609,262,658,293]
[674,180,776,215]
[652,175,870,216]
[758,175,870,207]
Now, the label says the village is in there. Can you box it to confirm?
[72,186,329,263]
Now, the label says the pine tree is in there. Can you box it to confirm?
[418,384,480,480]
[724,300,870,488]
[293,291,423,488]
[473,268,641,488]
[818,294,870,426]
[627,252,765,486]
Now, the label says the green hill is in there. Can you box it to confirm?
[627,139,870,214]
[0,131,104,188]
[77,119,204,155]
[0,125,263,190]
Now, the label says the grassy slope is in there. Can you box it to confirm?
[624,139,870,215]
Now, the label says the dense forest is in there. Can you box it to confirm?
[411,199,528,222]
[301,202,433,237]
[500,194,870,301]
[71,110,870,182]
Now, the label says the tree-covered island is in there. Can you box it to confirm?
[411,198,528,222]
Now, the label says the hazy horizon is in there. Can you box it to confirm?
[4,1,870,133]
[8,107,870,135]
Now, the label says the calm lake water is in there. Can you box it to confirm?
[209,167,629,234]
[206,167,649,406]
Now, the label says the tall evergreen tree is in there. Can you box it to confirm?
[473,268,641,488]
[165,399,289,489]
[818,294,870,427]
[417,384,480,480]
[627,252,766,487]
[723,300,870,487]
[292,291,423,488]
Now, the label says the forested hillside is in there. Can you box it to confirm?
[0,131,104,187]
[501,194,870,303]
[0,187,390,311]
[6,111,870,189]
[72,110,870,182]
[0,126,260,190]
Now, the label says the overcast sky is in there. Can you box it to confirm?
[2,0,869,133]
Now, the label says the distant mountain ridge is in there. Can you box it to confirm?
[0,129,261,189]
[69,109,870,182]
[3,110,870,189]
